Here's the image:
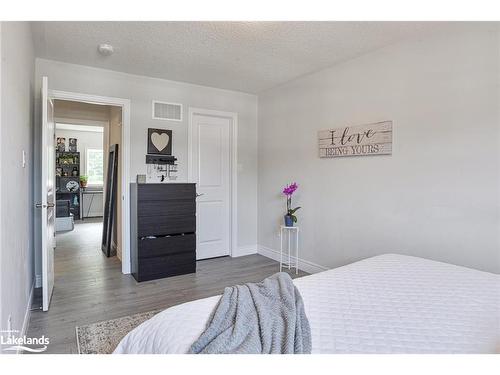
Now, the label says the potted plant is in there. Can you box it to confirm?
[80,175,88,189]
[282,182,301,227]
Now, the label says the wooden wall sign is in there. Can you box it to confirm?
[318,121,392,158]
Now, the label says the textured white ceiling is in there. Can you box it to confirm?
[32,22,487,93]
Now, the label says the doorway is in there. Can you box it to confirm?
[52,99,123,276]
[48,90,132,276]
[37,84,131,311]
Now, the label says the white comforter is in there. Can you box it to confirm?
[114,254,500,354]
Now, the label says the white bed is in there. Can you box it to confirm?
[114,254,500,354]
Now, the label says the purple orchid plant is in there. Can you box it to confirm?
[282,182,301,224]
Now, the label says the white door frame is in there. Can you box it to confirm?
[49,89,132,274]
[188,107,238,257]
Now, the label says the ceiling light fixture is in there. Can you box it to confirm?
[98,43,114,56]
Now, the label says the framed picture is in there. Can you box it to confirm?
[147,128,172,155]
[69,138,78,152]
[56,137,66,152]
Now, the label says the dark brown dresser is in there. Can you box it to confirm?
[130,183,196,282]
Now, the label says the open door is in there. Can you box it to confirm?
[38,76,56,311]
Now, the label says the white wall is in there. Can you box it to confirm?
[0,22,35,350]
[258,29,500,274]
[34,58,258,279]
[55,127,104,217]
[54,99,111,124]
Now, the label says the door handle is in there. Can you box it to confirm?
[196,193,204,197]
[35,203,55,209]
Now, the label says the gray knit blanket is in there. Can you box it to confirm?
[189,272,311,354]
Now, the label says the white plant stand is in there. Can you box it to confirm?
[280,225,299,274]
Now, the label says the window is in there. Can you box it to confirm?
[86,148,104,186]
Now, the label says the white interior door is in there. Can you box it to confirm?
[40,76,55,311]
[191,112,232,260]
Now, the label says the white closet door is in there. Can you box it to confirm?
[191,113,231,260]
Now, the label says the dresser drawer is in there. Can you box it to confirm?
[138,215,195,237]
[137,199,195,217]
[136,252,196,282]
[137,184,195,202]
[139,233,195,258]
[136,263,196,282]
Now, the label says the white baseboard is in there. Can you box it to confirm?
[18,282,35,354]
[35,274,41,288]
[257,245,329,274]
[232,244,258,257]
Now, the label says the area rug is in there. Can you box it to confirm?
[76,309,161,354]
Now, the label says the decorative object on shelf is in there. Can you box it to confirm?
[66,179,80,192]
[282,182,301,227]
[69,138,78,152]
[145,154,178,183]
[147,128,172,155]
[168,164,178,181]
[56,137,66,152]
[146,164,168,183]
[56,151,81,220]
[318,120,392,158]
[58,154,77,164]
[80,175,88,189]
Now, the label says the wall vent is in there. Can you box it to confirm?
[152,101,183,121]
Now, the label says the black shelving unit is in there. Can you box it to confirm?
[56,151,81,220]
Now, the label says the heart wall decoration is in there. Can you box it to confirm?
[147,128,173,155]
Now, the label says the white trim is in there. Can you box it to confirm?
[49,90,132,274]
[257,245,329,274]
[188,107,238,258]
[18,283,35,354]
[233,244,258,257]
[152,100,183,121]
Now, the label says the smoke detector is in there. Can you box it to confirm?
[98,43,114,56]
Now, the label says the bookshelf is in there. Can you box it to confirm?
[56,151,81,220]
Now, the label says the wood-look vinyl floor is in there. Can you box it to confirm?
[27,218,306,354]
